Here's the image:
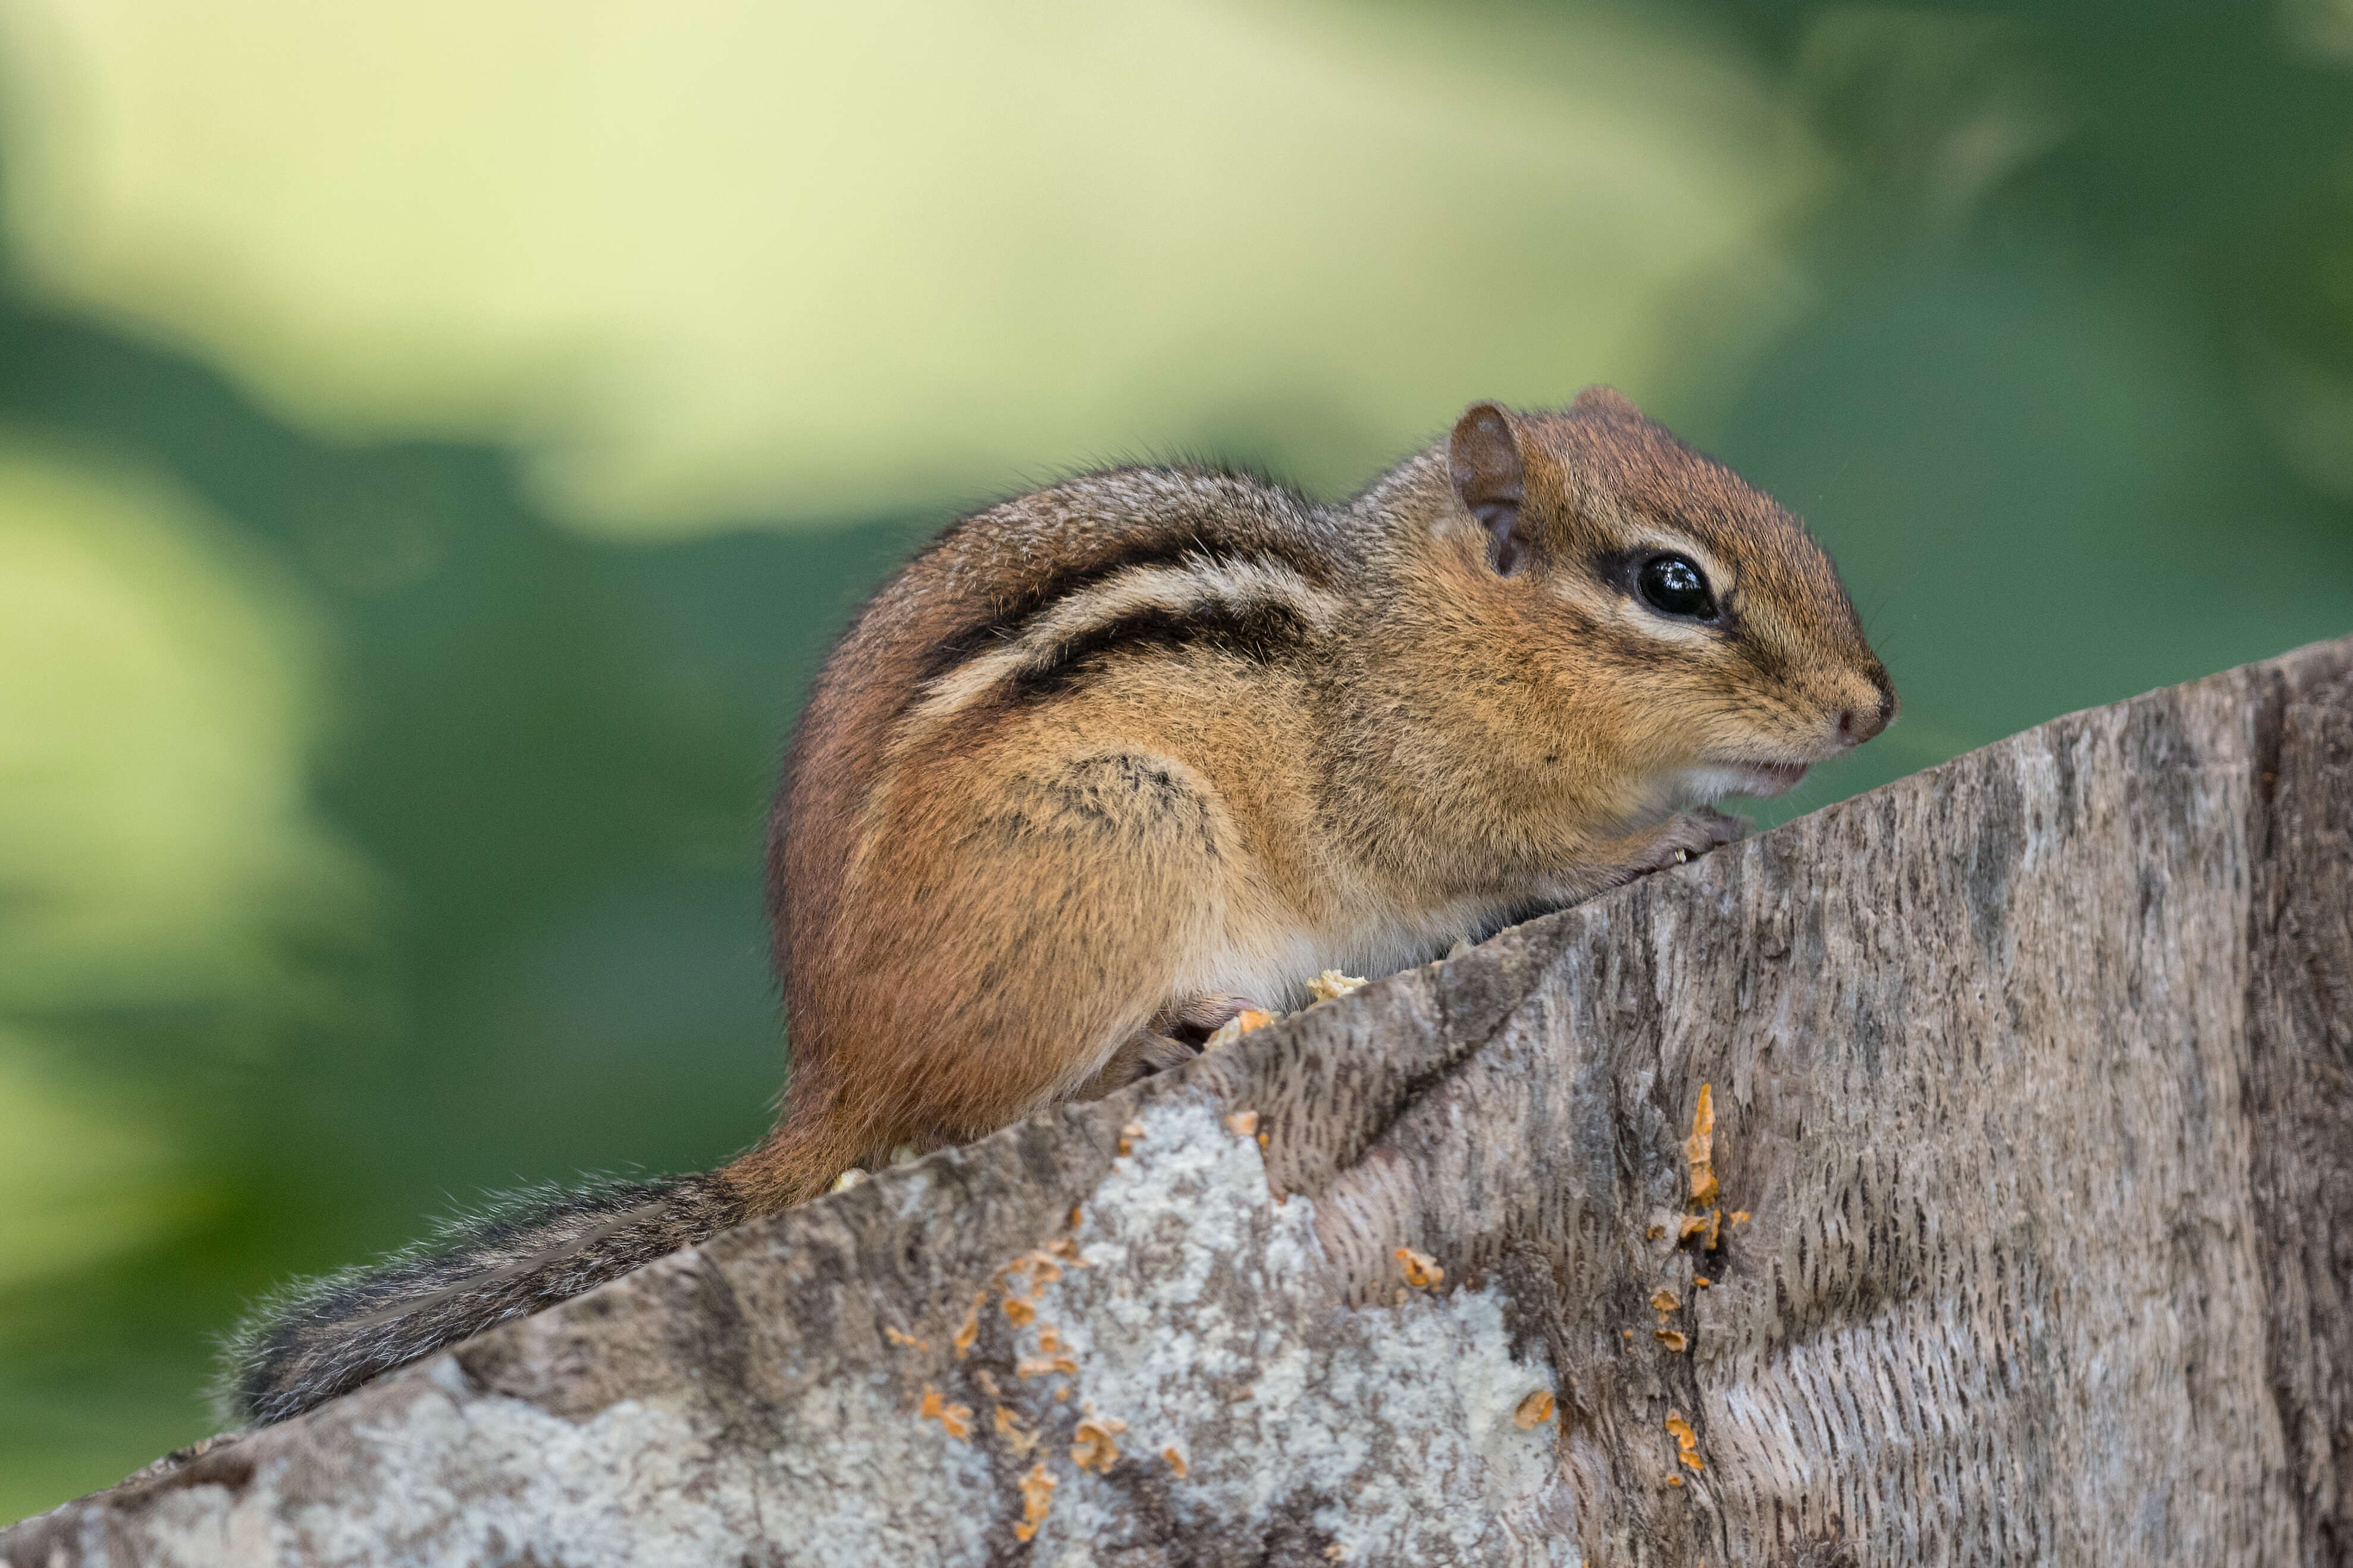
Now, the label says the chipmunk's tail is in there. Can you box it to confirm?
[219,1172,747,1427]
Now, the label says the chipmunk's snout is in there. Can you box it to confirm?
[1834,673,1898,749]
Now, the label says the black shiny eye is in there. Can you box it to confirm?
[1637,554,1718,620]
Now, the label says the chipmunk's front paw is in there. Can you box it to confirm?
[1152,992,1268,1048]
[1072,993,1270,1101]
[1646,807,1750,871]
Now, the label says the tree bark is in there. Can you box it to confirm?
[7,635,2351,1567]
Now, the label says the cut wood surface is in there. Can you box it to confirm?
[7,635,2350,1567]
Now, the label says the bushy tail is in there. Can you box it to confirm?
[220,1172,745,1427]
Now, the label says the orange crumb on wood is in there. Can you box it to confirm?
[1163,1446,1188,1478]
[1667,1475,1684,1488]
[1678,1215,1709,1241]
[1684,1083,1720,1206]
[1649,1288,1681,1312]
[1664,1412,1705,1470]
[994,1405,1040,1456]
[1002,1297,1037,1326]
[1693,1275,1711,1288]
[1729,1211,1752,1227]
[1226,1111,1260,1138]
[917,1386,973,1440]
[1013,1462,1057,1542]
[884,1325,923,1349]
[1017,1354,1080,1379]
[954,1293,985,1358]
[1703,1208,1723,1249]
[1514,1390,1556,1429]
[1646,1224,1665,1240]
[1204,1008,1276,1050]
[1395,1247,1444,1289]
[1071,1416,1127,1473]
[1655,1329,1689,1352]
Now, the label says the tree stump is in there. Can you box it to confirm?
[7,634,2350,1567]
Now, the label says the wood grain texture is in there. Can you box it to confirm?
[7,635,2350,1567]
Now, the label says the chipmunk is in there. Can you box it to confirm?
[224,388,1894,1425]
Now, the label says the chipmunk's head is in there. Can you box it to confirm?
[1440,388,1895,823]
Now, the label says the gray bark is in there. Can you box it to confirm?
[7,634,2351,1567]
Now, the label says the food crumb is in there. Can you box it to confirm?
[1684,1084,1719,1206]
[1002,1297,1036,1326]
[1646,1223,1665,1240]
[1071,1416,1127,1473]
[1163,1445,1188,1478]
[953,1293,985,1358]
[1013,1461,1057,1542]
[1668,1475,1684,1488]
[1308,970,1368,1002]
[1649,1288,1681,1312]
[1395,1247,1445,1289]
[1664,1411,1705,1470]
[1514,1390,1556,1429]
[1693,1275,1711,1288]
[918,1385,973,1440]
[994,1404,1040,1456]
[1226,1111,1260,1138]
[1204,1009,1276,1050]
[1655,1329,1689,1353]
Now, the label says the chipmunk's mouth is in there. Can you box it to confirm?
[1683,760,1810,800]
[1662,758,1813,811]
[1731,761,1811,797]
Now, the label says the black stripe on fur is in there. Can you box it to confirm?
[1002,595,1317,703]
[218,1172,744,1427]
[915,541,1324,686]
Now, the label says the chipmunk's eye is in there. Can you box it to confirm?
[1637,554,1717,620]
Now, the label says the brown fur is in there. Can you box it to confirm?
[226,390,1893,1425]
[729,390,1893,1211]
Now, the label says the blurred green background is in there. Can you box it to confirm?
[3,0,2351,1519]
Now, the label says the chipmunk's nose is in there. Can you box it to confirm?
[1837,679,1898,747]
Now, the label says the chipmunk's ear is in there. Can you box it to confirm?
[1450,401,1528,576]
